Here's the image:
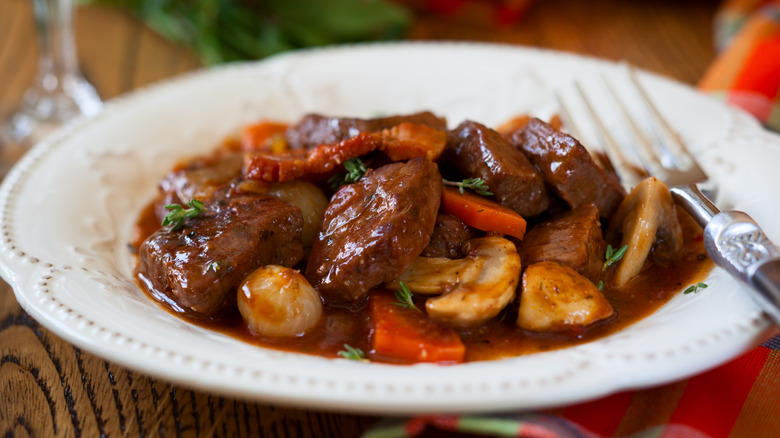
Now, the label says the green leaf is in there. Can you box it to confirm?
[603,244,628,271]
[683,282,708,294]
[329,158,367,190]
[442,178,494,196]
[393,282,420,312]
[80,0,410,65]
[161,198,206,231]
[337,344,369,362]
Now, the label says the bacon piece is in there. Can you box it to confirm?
[378,123,447,162]
[243,134,380,182]
[243,123,447,182]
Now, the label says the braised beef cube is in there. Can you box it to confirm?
[157,149,244,220]
[421,213,482,259]
[306,158,441,303]
[510,118,625,219]
[285,111,447,150]
[138,194,304,318]
[443,121,550,217]
[518,203,605,282]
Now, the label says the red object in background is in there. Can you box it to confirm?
[420,0,536,26]
[424,0,466,16]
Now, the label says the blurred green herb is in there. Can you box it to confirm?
[328,157,367,189]
[162,198,205,231]
[80,0,411,65]
[394,281,420,312]
[683,282,708,294]
[602,244,628,271]
[442,177,494,196]
[337,344,369,362]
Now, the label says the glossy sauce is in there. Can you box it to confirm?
[133,200,713,363]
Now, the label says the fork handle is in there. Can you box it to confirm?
[672,185,780,326]
[704,210,780,327]
[750,258,780,326]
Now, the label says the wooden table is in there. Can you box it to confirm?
[0,0,719,436]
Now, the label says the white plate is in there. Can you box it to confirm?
[1,42,777,414]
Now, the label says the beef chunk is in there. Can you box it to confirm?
[157,149,243,220]
[510,118,625,219]
[285,111,447,150]
[306,158,441,303]
[443,121,550,217]
[518,203,605,282]
[138,192,304,318]
[421,213,482,259]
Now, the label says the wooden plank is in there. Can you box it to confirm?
[133,21,200,89]
[74,5,140,100]
[405,0,716,85]
[0,283,376,437]
[0,0,37,118]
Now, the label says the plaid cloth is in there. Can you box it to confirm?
[364,2,780,437]
[700,0,780,131]
[364,337,780,437]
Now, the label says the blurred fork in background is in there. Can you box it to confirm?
[558,65,780,326]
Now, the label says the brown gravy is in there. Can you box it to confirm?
[133,200,713,364]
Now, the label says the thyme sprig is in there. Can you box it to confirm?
[683,282,708,294]
[329,157,367,189]
[161,199,206,231]
[602,244,628,271]
[442,177,494,196]
[337,344,369,362]
[394,282,420,312]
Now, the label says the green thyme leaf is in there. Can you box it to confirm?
[343,158,367,183]
[161,198,206,231]
[329,157,367,189]
[442,177,494,196]
[393,282,420,312]
[683,282,708,294]
[603,244,628,271]
[337,344,369,362]
[597,280,604,291]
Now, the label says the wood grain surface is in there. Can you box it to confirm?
[0,0,718,436]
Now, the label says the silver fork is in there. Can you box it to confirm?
[563,66,780,327]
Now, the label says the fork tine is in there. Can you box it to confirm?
[625,65,709,185]
[601,74,664,175]
[555,90,615,174]
[554,91,584,141]
[573,81,645,188]
[626,67,698,171]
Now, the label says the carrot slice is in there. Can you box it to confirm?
[441,186,527,240]
[370,291,465,364]
[241,122,289,152]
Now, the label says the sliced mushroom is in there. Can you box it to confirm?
[517,261,614,332]
[607,177,683,287]
[387,256,484,295]
[388,236,521,328]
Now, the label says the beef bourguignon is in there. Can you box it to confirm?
[131,112,712,364]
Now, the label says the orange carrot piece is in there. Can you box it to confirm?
[441,186,527,240]
[370,291,465,364]
[495,114,531,136]
[241,122,289,152]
